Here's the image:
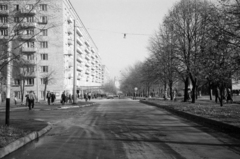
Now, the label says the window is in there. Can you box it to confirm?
[0,29,8,36]
[40,41,48,48]
[39,16,47,24]
[13,79,20,85]
[0,4,8,10]
[40,53,48,60]
[40,29,47,36]
[25,78,34,85]
[26,66,34,73]
[0,16,8,23]
[14,17,19,23]
[14,30,19,35]
[26,42,34,48]
[26,4,33,10]
[40,78,46,84]
[41,66,48,72]
[13,4,19,11]
[27,54,34,60]
[39,4,47,11]
[26,16,34,22]
[24,29,34,35]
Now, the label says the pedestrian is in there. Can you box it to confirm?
[28,91,35,110]
[173,90,177,101]
[215,87,220,103]
[227,88,233,103]
[51,92,55,105]
[84,93,88,102]
[46,91,51,105]
[69,94,72,103]
[14,95,17,105]
[61,91,66,105]
[25,93,29,106]
[88,92,91,101]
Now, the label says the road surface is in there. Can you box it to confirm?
[3,98,240,159]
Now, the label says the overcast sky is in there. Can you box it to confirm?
[70,0,180,79]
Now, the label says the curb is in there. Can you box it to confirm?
[140,100,240,139]
[0,123,52,158]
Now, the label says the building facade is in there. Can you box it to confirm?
[0,0,106,101]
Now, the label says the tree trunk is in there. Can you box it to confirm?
[168,80,173,100]
[208,81,212,100]
[184,77,189,102]
[44,84,48,101]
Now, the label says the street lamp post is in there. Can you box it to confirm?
[5,39,12,126]
[72,19,77,104]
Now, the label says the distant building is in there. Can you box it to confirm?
[0,0,108,100]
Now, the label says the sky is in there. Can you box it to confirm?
[70,0,180,79]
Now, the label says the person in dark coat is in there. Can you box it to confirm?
[84,93,88,102]
[226,88,233,103]
[28,91,35,110]
[61,91,66,105]
[46,91,51,105]
[51,92,55,105]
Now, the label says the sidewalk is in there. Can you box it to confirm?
[0,99,95,112]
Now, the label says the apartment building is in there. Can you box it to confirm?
[0,0,105,100]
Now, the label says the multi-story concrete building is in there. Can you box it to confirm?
[0,0,105,100]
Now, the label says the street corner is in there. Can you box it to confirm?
[0,121,52,158]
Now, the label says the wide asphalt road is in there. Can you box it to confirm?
[3,98,240,159]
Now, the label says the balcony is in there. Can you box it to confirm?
[67,17,73,23]
[68,28,73,34]
[76,47,83,54]
[77,64,83,71]
[85,69,90,74]
[77,55,83,62]
[76,28,83,37]
[0,35,8,40]
[19,34,36,41]
[68,38,73,45]
[85,61,90,67]
[19,22,37,28]
[0,23,9,28]
[24,72,36,78]
[85,54,90,60]
[66,49,73,56]
[91,54,95,59]
[20,8,36,15]
[22,47,37,53]
[0,10,9,15]
[76,37,83,45]
[85,40,90,47]
[85,47,90,54]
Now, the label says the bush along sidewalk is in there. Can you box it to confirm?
[140,100,240,140]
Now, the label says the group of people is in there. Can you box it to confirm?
[25,91,37,110]
[215,87,233,103]
[46,91,56,105]
[83,92,96,102]
[60,91,74,105]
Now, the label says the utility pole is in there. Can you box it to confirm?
[5,39,12,126]
[73,19,77,104]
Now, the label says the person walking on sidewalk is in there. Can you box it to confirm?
[28,91,35,110]
[84,93,88,102]
[25,93,29,106]
[51,92,56,105]
[46,91,51,105]
[61,91,66,105]
[14,95,17,105]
